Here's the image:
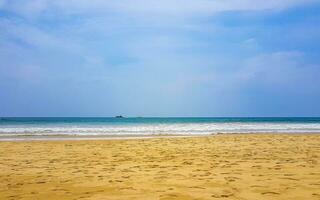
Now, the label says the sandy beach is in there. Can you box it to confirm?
[0,134,319,200]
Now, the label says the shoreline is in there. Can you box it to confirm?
[1,132,320,141]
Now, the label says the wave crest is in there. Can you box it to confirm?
[1,123,320,136]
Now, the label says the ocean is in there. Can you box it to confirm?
[1,117,320,138]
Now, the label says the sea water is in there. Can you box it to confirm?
[1,117,320,138]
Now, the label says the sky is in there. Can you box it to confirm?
[0,0,320,117]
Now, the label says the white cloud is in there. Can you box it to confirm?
[238,51,320,93]
[1,1,319,111]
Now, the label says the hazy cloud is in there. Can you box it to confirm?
[0,0,320,116]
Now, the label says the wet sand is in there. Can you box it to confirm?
[0,134,320,200]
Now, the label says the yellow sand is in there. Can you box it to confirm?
[0,134,320,200]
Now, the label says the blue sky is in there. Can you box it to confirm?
[1,0,320,117]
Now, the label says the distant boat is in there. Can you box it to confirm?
[115,115,124,118]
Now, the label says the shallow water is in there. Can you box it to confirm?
[1,117,320,137]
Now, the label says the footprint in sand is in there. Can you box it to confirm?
[261,191,280,195]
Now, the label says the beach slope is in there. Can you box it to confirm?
[0,134,320,200]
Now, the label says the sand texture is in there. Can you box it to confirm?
[0,134,320,200]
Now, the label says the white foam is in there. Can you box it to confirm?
[1,122,320,137]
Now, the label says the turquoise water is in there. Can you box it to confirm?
[1,117,320,136]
